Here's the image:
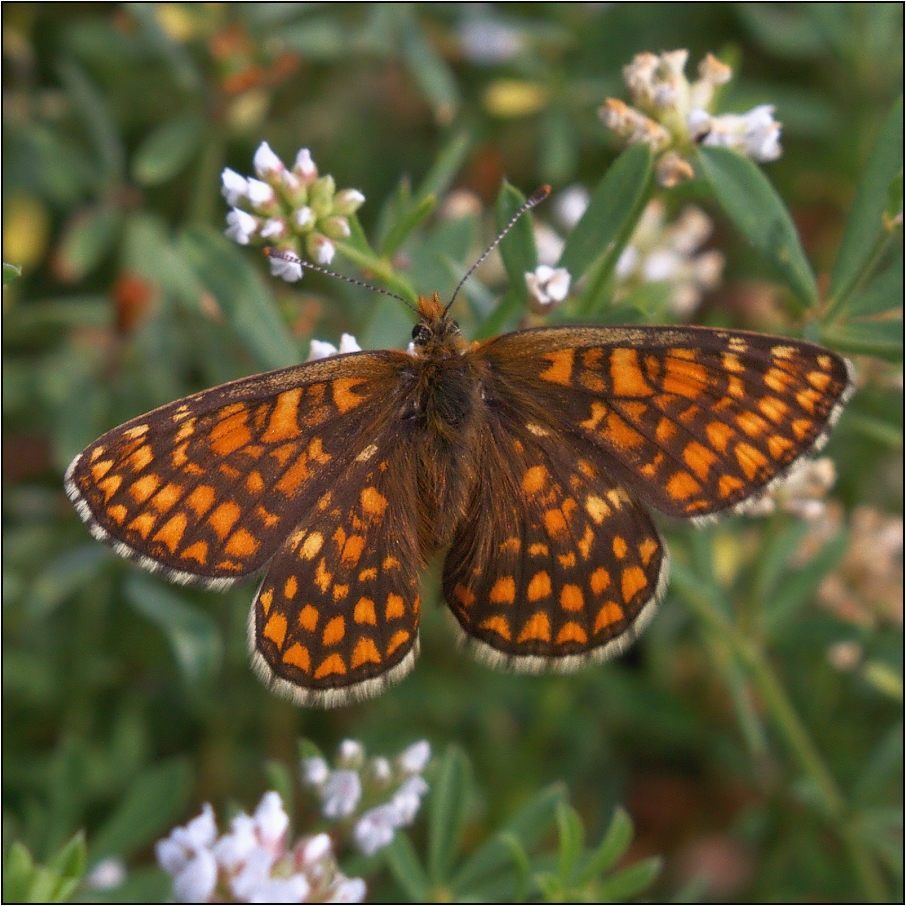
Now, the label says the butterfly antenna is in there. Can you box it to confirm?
[445,185,551,314]
[263,248,420,315]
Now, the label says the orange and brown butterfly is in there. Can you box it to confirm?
[65,187,855,707]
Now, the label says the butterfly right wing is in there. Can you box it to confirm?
[65,351,411,588]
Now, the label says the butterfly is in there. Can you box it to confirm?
[65,193,855,708]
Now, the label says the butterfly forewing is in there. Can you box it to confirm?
[65,352,409,587]
[480,326,854,521]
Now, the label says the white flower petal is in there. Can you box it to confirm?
[302,756,330,785]
[221,168,249,206]
[337,334,361,354]
[172,850,218,904]
[321,770,362,818]
[254,141,285,178]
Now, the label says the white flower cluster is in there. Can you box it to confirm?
[614,199,724,316]
[600,50,782,186]
[525,265,571,309]
[222,143,365,281]
[155,793,365,904]
[306,333,362,362]
[302,739,431,858]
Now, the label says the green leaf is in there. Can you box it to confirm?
[578,806,633,884]
[3,842,35,903]
[399,13,460,124]
[87,758,193,863]
[47,832,86,901]
[380,194,437,258]
[593,856,663,902]
[132,112,203,186]
[697,145,818,309]
[829,97,904,312]
[416,131,472,201]
[820,318,904,362]
[177,227,300,371]
[844,245,903,317]
[3,261,22,284]
[55,205,123,282]
[495,183,537,306]
[384,832,431,902]
[559,143,654,283]
[555,802,585,880]
[427,746,472,885]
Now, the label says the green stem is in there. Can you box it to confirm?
[825,226,896,322]
[671,568,888,900]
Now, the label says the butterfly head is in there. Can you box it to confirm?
[412,293,467,355]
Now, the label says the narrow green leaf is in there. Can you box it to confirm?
[578,806,633,884]
[829,97,904,309]
[47,832,86,902]
[495,182,537,305]
[593,856,663,902]
[559,143,653,283]
[3,842,35,903]
[132,112,203,186]
[3,262,22,284]
[820,319,904,361]
[844,245,903,316]
[380,194,437,258]
[416,131,472,201]
[384,832,431,902]
[400,14,460,123]
[427,746,472,885]
[55,205,123,282]
[554,802,585,881]
[698,146,818,309]
[87,758,193,863]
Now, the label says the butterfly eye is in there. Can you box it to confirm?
[411,323,431,344]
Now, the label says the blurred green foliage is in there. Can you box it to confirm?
[3,4,902,902]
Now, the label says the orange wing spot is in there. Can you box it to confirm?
[621,566,648,602]
[333,584,349,601]
[640,454,663,478]
[594,602,624,632]
[556,622,588,645]
[210,419,252,456]
[539,349,575,386]
[383,556,401,570]
[767,434,795,460]
[255,505,280,527]
[522,465,548,495]
[182,540,209,565]
[358,567,377,581]
[678,404,702,424]
[758,396,788,423]
[718,474,744,498]
[771,344,796,360]
[107,504,128,524]
[354,598,377,624]
[727,376,745,398]
[581,401,608,432]
[518,611,551,643]
[246,471,265,494]
[385,593,405,620]
[341,535,366,565]
[130,473,161,504]
[706,421,734,452]
[562,497,577,519]
[737,411,769,437]
[218,463,241,480]
[612,536,627,558]
[490,577,516,604]
[99,474,123,501]
[529,542,550,557]
[666,471,701,500]
[638,538,659,566]
[263,612,287,648]
[386,629,410,656]
[585,494,611,524]
[186,484,216,517]
[607,488,625,509]
[544,508,567,536]
[265,388,303,441]
[314,559,332,592]
[314,653,346,679]
[654,417,676,444]
[577,526,594,560]
[728,336,749,353]
[604,412,646,450]
[299,604,319,631]
[300,532,324,560]
[590,567,611,594]
[269,443,295,468]
[734,442,769,480]
[283,643,311,672]
[322,616,345,646]
[89,446,107,462]
[413,595,421,615]
[284,576,298,600]
[796,388,821,414]
[124,424,149,439]
[807,370,832,391]
[560,584,584,612]
[500,537,521,553]
[662,357,709,396]
[764,367,793,392]
[792,418,813,441]
[332,377,367,413]
[174,419,195,442]
[684,441,718,480]
[578,459,596,478]
[611,348,652,397]
[151,483,183,513]
[454,584,475,608]
[209,502,241,539]
[225,528,259,559]
[259,588,273,615]
[817,354,833,369]
[558,552,576,568]
[527,571,552,601]
[361,486,388,517]
[352,638,382,669]
[721,352,744,373]
[153,513,187,552]
[91,459,114,481]
[130,445,154,471]
[580,371,606,393]
[128,512,157,539]
[480,616,512,640]
[275,453,312,495]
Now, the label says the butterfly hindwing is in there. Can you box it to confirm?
[479,325,854,521]
[65,352,410,587]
